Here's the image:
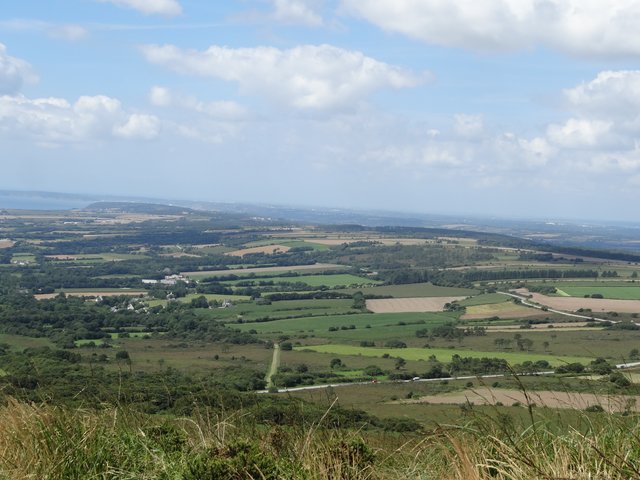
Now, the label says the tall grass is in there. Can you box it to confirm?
[0,396,639,479]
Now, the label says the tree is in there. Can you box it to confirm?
[543,341,550,352]
[330,358,343,369]
[395,357,406,370]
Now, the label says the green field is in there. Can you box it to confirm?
[198,298,358,322]
[243,239,331,251]
[0,334,53,350]
[297,344,593,367]
[554,285,640,300]
[146,293,252,307]
[338,283,478,298]
[184,264,347,279]
[458,293,511,306]
[232,311,458,334]
[222,273,382,288]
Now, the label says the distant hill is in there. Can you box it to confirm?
[85,202,197,215]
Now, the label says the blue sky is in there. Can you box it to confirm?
[1,1,640,221]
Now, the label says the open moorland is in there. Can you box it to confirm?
[2,203,640,478]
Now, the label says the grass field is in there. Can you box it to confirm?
[297,344,594,367]
[146,293,252,307]
[45,253,148,262]
[458,293,511,306]
[338,283,478,298]
[243,239,331,251]
[554,285,640,300]
[182,263,346,279]
[232,311,458,334]
[198,298,358,323]
[221,273,382,288]
[0,334,53,350]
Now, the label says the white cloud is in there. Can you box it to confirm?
[149,86,249,119]
[341,0,640,57]
[547,118,613,148]
[114,113,160,139]
[0,43,37,94]
[0,93,159,143]
[271,0,324,26]
[564,71,640,116]
[453,114,483,138]
[141,44,425,111]
[98,0,182,17]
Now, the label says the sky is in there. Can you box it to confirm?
[1,1,640,221]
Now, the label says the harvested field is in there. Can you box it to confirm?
[516,289,640,314]
[35,291,146,300]
[402,387,640,413]
[182,263,345,278]
[0,239,14,249]
[366,296,467,313]
[462,302,542,320]
[225,245,291,257]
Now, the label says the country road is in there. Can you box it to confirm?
[265,343,281,389]
[497,291,640,326]
[257,291,640,394]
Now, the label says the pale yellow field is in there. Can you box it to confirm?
[365,296,467,313]
[462,302,542,320]
[518,290,640,314]
[0,239,14,249]
[401,387,640,413]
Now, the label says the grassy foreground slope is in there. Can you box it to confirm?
[2,398,640,479]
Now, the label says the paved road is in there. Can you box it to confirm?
[257,292,640,394]
[497,291,617,324]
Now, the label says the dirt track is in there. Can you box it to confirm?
[366,297,466,313]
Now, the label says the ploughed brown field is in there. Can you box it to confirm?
[402,387,640,413]
[0,239,14,249]
[225,245,291,257]
[517,289,640,314]
[366,297,467,313]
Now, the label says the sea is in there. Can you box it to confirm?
[0,193,92,211]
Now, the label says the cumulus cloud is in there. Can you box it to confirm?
[271,0,324,26]
[564,71,640,116]
[0,93,159,144]
[0,44,37,94]
[547,118,613,148]
[141,44,425,111]
[113,113,160,139]
[341,0,640,57]
[98,0,182,17]
[149,86,249,119]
